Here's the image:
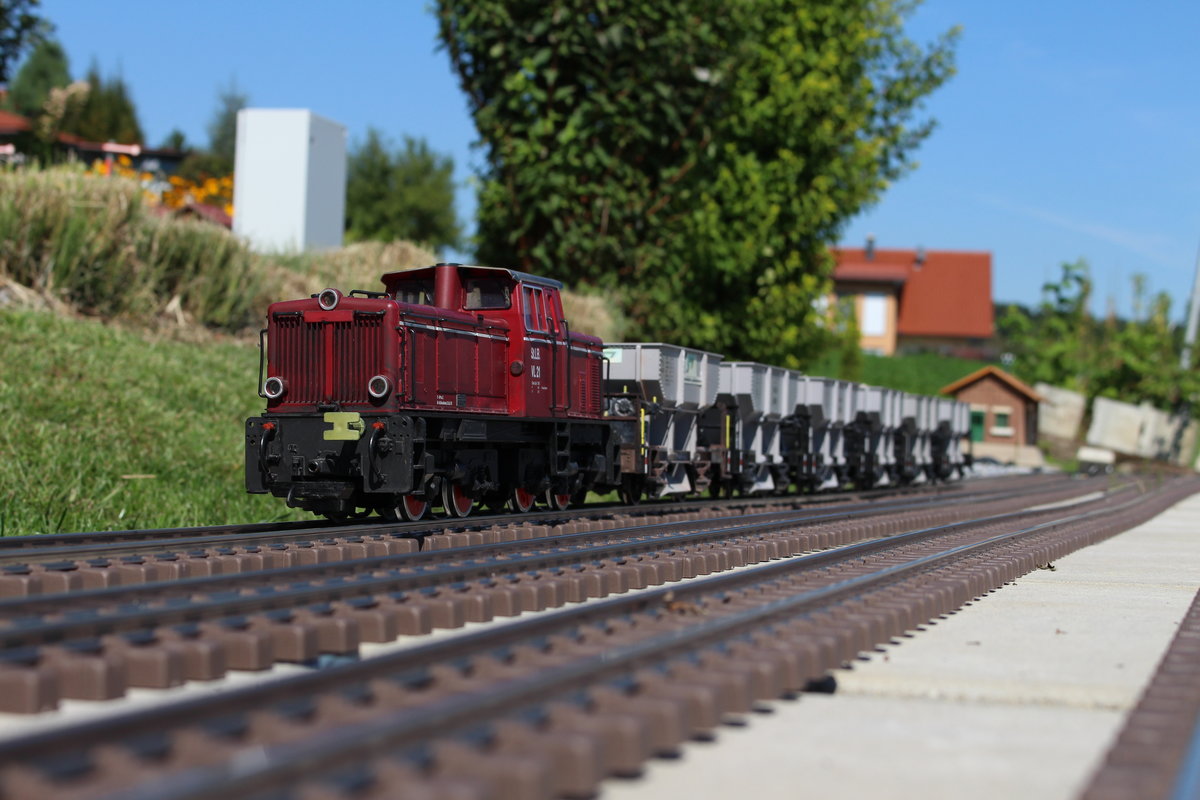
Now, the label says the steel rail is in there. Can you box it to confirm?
[0,479,1116,649]
[0,474,1070,568]
[0,473,1092,615]
[90,479,1193,800]
[1170,712,1200,800]
[0,478,1168,778]
[0,473,1047,552]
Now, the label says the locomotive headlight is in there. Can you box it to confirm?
[263,376,286,399]
[317,288,342,311]
[367,374,391,399]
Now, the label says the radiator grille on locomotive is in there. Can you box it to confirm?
[271,313,385,405]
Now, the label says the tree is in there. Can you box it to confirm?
[345,127,461,251]
[176,83,246,181]
[1091,276,1199,410]
[64,62,143,143]
[1000,260,1200,410]
[159,127,187,151]
[207,81,245,170]
[0,0,46,87]
[999,259,1094,392]
[4,36,65,117]
[436,0,958,364]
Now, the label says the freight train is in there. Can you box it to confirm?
[245,263,971,520]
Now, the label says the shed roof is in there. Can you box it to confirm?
[939,365,1044,402]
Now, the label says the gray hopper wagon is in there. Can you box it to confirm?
[602,343,722,501]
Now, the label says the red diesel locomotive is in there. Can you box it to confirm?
[245,263,616,520]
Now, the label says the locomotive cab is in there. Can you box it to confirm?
[381,263,604,420]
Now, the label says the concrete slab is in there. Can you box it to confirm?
[604,491,1200,800]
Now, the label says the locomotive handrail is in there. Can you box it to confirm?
[257,424,274,479]
[256,328,268,399]
[562,318,572,412]
[394,325,407,403]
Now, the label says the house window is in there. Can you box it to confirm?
[862,293,887,337]
[990,406,1014,438]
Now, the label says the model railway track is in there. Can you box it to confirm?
[0,475,1078,602]
[0,475,1062,579]
[0,476,1101,720]
[1081,579,1200,800]
[0,474,1108,716]
[0,475,1191,800]
[0,475,1032,553]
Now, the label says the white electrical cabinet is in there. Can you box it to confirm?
[233,109,347,253]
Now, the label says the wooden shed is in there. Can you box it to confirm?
[940,366,1044,467]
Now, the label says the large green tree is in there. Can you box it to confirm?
[437,0,957,364]
[0,0,46,87]
[4,36,65,117]
[345,127,461,251]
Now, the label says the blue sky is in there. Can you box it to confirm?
[35,0,1200,319]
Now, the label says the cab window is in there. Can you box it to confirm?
[523,286,546,332]
[393,279,434,306]
[544,290,560,333]
[464,277,511,310]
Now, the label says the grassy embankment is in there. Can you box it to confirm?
[0,166,976,534]
[846,352,992,395]
[0,310,292,534]
[0,166,624,535]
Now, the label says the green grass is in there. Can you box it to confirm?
[0,166,263,329]
[0,310,306,536]
[808,351,994,395]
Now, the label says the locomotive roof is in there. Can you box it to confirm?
[381,263,564,291]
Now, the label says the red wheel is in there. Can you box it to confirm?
[442,481,474,518]
[381,494,428,522]
[509,487,536,514]
[545,489,571,511]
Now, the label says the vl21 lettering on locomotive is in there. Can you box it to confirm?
[246,262,972,521]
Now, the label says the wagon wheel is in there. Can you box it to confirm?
[442,481,475,518]
[381,494,429,522]
[509,487,537,514]
[483,494,510,514]
[324,505,373,523]
[545,488,572,511]
[617,475,642,506]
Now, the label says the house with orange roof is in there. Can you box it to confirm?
[832,240,994,357]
